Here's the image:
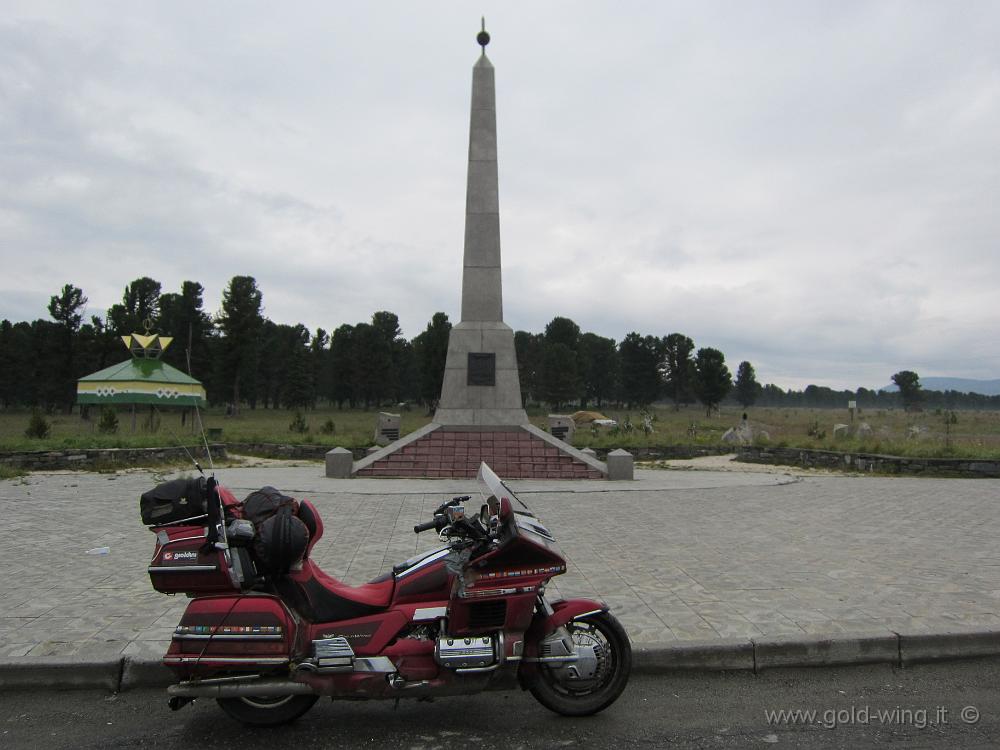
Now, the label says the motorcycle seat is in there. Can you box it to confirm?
[277,501,394,623]
[280,561,394,623]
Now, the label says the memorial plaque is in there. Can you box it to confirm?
[467,352,496,386]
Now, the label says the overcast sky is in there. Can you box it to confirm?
[2,1,998,391]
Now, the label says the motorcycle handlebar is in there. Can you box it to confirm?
[433,495,470,516]
[413,518,440,534]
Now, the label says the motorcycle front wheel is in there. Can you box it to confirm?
[530,611,632,716]
[216,694,318,727]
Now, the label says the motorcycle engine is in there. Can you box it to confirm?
[434,634,497,669]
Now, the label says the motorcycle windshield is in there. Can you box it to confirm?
[477,462,562,557]
[477,461,516,505]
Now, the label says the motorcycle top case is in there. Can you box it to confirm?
[164,594,295,678]
[147,524,244,595]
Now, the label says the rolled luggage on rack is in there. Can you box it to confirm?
[140,477,208,526]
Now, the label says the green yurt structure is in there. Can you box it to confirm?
[77,330,206,431]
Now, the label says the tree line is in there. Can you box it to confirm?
[2,276,997,414]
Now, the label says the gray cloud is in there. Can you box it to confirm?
[2,2,999,391]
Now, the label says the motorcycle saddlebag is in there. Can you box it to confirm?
[164,594,295,678]
[148,524,249,595]
[140,478,207,526]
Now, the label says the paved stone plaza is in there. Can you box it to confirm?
[2,463,1000,663]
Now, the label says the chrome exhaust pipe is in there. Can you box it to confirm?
[168,679,316,698]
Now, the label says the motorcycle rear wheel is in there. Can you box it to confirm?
[216,693,318,727]
[530,611,631,716]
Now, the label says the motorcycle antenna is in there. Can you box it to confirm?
[151,402,212,477]
[193,400,215,474]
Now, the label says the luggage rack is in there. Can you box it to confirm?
[150,514,209,528]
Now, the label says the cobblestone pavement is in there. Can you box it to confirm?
[2,465,999,663]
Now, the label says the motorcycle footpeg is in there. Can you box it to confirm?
[297,636,356,674]
[387,674,431,690]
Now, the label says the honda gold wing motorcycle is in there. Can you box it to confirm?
[141,461,631,726]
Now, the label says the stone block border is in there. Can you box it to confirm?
[737,445,1000,478]
[4,441,995,478]
[0,444,226,471]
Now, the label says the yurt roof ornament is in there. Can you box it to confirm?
[123,319,173,360]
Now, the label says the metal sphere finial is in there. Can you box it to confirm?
[477,17,490,48]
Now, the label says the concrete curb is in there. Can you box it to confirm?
[5,630,1000,692]
[120,656,174,691]
[899,628,1000,665]
[0,656,123,691]
[633,638,755,672]
[753,633,900,670]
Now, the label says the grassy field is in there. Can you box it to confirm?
[0,464,26,479]
[0,406,433,452]
[2,403,1000,460]
[571,405,1000,458]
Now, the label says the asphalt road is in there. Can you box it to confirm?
[4,660,1000,749]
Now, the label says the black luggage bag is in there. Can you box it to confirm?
[140,477,208,526]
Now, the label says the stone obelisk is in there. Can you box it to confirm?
[433,24,528,427]
[339,24,609,479]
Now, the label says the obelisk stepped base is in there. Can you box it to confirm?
[355,428,604,479]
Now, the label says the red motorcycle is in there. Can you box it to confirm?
[142,462,631,726]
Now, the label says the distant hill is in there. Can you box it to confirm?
[880,377,1000,396]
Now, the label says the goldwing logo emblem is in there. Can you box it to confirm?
[164,551,198,561]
